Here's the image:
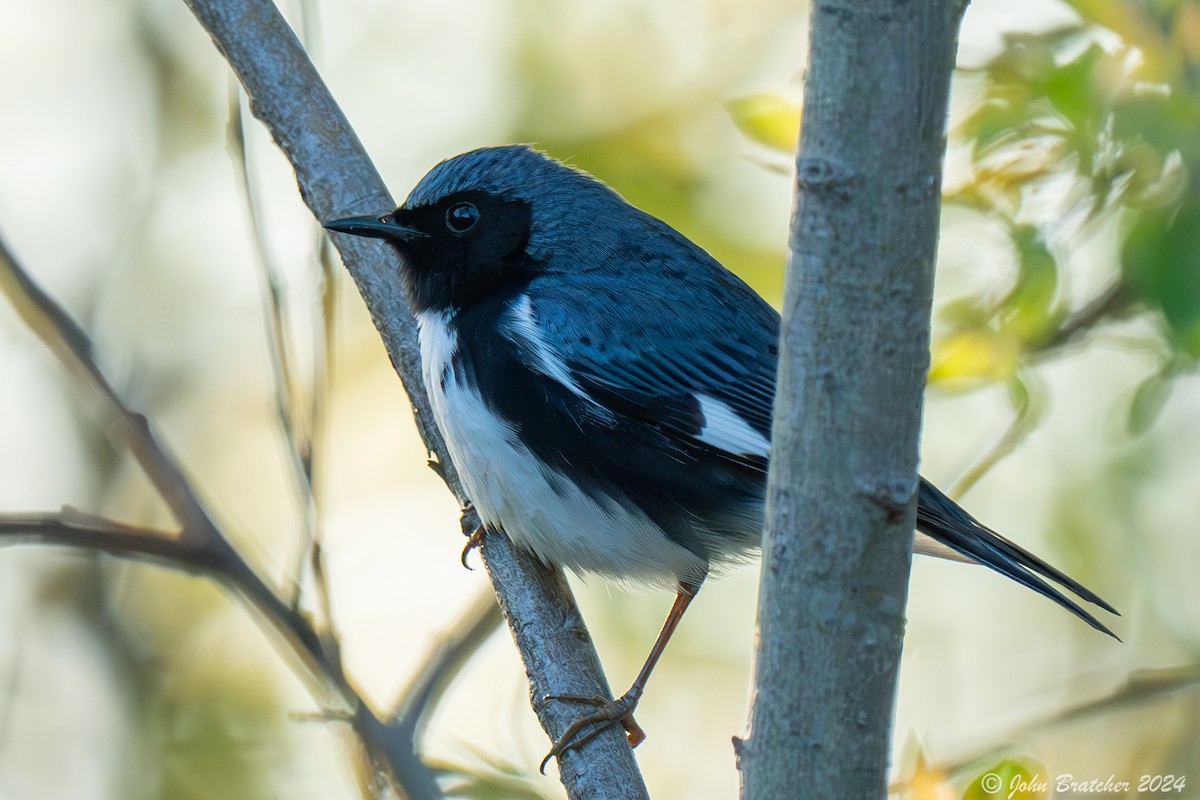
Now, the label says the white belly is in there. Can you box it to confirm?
[417,308,705,586]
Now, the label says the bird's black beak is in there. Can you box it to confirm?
[323,214,427,243]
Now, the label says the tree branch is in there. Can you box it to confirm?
[740,1,964,797]
[390,587,503,747]
[0,238,215,541]
[226,85,325,612]
[0,503,443,798]
[181,0,648,795]
[0,235,446,800]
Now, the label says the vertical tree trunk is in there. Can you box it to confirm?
[741,2,964,798]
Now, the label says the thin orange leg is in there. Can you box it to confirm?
[540,579,702,772]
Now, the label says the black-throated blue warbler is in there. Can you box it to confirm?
[325,144,1117,763]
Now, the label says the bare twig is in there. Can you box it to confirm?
[0,235,441,800]
[948,373,1047,499]
[947,282,1137,496]
[890,666,1200,794]
[1029,280,1135,360]
[307,231,339,615]
[226,87,322,612]
[0,507,441,800]
[225,0,339,661]
[390,587,503,743]
[0,236,213,540]
[0,510,180,564]
[181,0,649,796]
[0,507,331,695]
[227,83,343,680]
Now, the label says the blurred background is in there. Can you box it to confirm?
[1,0,1198,798]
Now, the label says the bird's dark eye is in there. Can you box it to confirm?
[445,202,479,233]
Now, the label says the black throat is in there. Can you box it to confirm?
[389,190,536,315]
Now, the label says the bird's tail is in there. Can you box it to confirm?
[916,477,1120,639]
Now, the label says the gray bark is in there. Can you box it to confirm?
[740,2,964,798]
[182,1,649,796]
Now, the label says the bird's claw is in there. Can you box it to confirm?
[539,691,645,774]
[459,500,485,569]
[460,524,486,569]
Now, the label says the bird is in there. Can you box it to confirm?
[324,144,1118,765]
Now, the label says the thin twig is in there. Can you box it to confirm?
[0,236,213,540]
[0,510,185,562]
[948,373,1047,499]
[310,231,338,554]
[226,68,341,672]
[1029,280,1135,360]
[226,86,321,613]
[0,507,441,800]
[0,236,441,800]
[305,198,340,655]
[890,666,1200,792]
[0,508,327,684]
[948,282,1137,496]
[390,587,503,743]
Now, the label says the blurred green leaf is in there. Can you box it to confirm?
[1123,195,1200,356]
[1110,140,1180,209]
[1043,45,1105,170]
[1000,225,1061,342]
[726,91,801,153]
[1064,0,1178,83]
[949,1,1200,392]
[937,294,993,328]
[1128,369,1176,436]
[958,100,1029,159]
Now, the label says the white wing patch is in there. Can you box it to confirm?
[695,395,770,459]
[502,294,588,398]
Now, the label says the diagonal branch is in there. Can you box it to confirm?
[0,235,443,800]
[0,507,445,800]
[389,588,503,749]
[0,237,215,541]
[0,509,326,678]
[0,510,188,563]
[180,0,650,796]
[226,84,329,628]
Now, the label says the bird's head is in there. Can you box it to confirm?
[325,145,626,315]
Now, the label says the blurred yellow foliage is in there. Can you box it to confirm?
[892,749,956,800]
[726,91,802,153]
[929,328,1022,386]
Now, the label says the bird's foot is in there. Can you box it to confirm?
[460,524,486,569]
[539,690,645,773]
[459,500,485,569]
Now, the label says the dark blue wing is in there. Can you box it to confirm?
[513,216,1117,637]
[524,236,779,468]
